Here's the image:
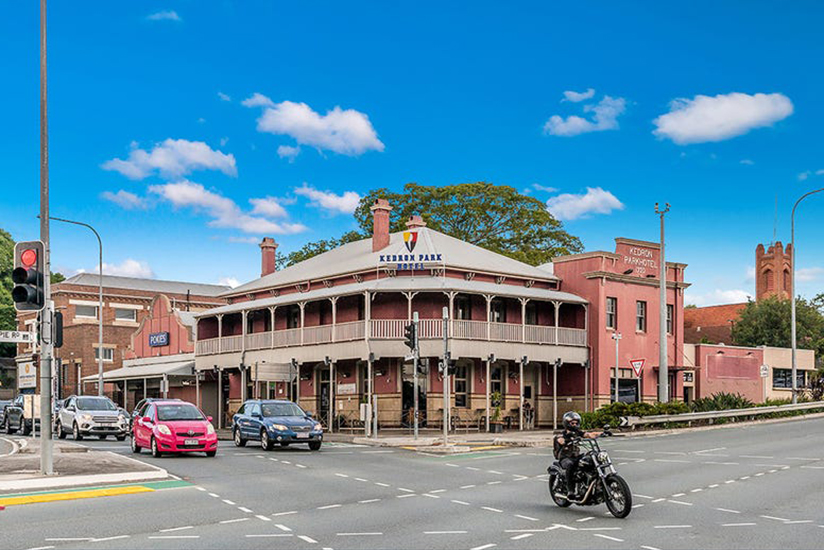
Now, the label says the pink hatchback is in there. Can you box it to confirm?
[131,400,217,457]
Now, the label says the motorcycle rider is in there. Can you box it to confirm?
[554,411,602,501]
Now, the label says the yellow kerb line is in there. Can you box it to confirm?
[0,485,154,506]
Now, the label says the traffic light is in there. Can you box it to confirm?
[403,322,417,351]
[12,241,45,312]
[416,358,428,375]
[446,358,458,376]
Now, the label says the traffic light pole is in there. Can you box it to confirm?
[39,0,54,476]
[412,312,419,441]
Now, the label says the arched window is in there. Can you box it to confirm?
[763,269,773,291]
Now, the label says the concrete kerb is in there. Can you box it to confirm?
[0,468,169,493]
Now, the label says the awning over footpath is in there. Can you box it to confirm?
[82,360,194,382]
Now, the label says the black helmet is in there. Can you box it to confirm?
[562,411,582,430]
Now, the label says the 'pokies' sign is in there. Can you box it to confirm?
[149,332,170,347]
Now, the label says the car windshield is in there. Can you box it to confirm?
[157,404,204,422]
[261,403,305,417]
[76,397,117,411]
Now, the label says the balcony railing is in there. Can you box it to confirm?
[196,319,586,355]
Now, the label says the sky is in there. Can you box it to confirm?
[2,1,823,305]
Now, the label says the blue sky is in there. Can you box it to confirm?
[2,1,823,304]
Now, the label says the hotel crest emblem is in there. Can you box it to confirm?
[403,231,418,253]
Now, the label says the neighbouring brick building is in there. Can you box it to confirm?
[16,273,228,399]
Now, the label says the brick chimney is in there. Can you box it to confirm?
[405,215,427,229]
[260,237,278,277]
[370,198,393,252]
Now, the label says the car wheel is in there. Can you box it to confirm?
[116,435,126,441]
[73,423,84,441]
[205,450,217,457]
[5,419,16,435]
[151,437,162,458]
[131,435,141,453]
[233,427,246,447]
[98,435,107,440]
[56,421,67,439]
[309,441,322,451]
[261,429,273,451]
[279,441,289,447]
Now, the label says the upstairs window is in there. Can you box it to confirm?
[114,308,136,322]
[636,301,647,332]
[75,305,98,319]
[666,304,674,334]
[606,297,617,329]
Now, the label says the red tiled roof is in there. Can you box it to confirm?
[684,303,747,329]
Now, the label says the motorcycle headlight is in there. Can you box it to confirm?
[206,424,215,435]
[597,451,609,463]
[156,424,172,436]
[270,424,288,432]
[313,423,323,432]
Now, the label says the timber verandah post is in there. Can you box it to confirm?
[552,301,561,345]
[485,295,494,341]
[217,314,224,353]
[330,296,338,342]
[299,302,306,345]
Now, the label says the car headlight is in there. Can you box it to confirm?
[79,413,92,422]
[156,425,172,436]
[597,451,609,463]
[206,424,215,435]
[313,423,323,432]
[118,414,127,423]
[270,424,288,432]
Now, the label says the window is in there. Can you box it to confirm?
[490,366,503,402]
[286,305,300,329]
[666,304,674,334]
[114,308,137,322]
[455,295,472,320]
[490,299,507,323]
[94,347,114,362]
[454,366,468,408]
[525,303,538,325]
[75,305,98,319]
[773,368,806,389]
[636,301,647,332]
[606,297,617,329]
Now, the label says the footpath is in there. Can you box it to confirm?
[0,436,168,494]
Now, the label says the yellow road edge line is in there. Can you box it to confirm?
[0,485,154,506]
[468,445,505,451]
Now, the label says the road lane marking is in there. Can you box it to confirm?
[761,515,790,522]
[741,455,772,459]
[273,524,292,532]
[580,527,622,531]
[482,506,503,512]
[425,531,468,534]
[25,546,54,550]
[148,536,200,539]
[739,476,750,480]
[690,489,703,493]
[722,523,757,527]
[445,463,459,467]
[195,487,206,492]
[654,459,690,463]
[515,515,539,521]
[272,511,298,517]
[334,473,349,478]
[787,457,819,461]
[208,493,220,498]
[220,518,250,524]
[375,482,390,487]
[715,508,741,514]
[354,478,368,482]
[703,461,739,465]
[593,534,624,542]
[461,484,476,489]
[398,487,414,492]
[613,449,644,453]
[511,534,533,540]
[667,500,692,506]
[160,526,194,532]
[423,494,440,499]
[281,461,291,464]
[708,484,719,488]
[397,494,416,498]
[784,520,813,524]
[470,544,497,550]
[577,517,595,522]
[633,494,653,499]
[654,525,692,529]
[45,539,93,542]
[725,480,736,484]
[318,504,342,509]
[359,499,381,504]
[488,470,503,474]
[222,499,236,505]
[801,465,824,470]
[633,504,645,509]
[487,481,502,485]
[298,535,317,543]
[256,515,271,522]
[430,489,446,493]
[651,498,666,502]
[693,447,726,453]
[91,536,130,542]
[245,534,292,538]
[672,493,685,497]
[655,451,687,455]
[238,507,253,513]
[641,546,661,550]
[336,533,383,536]
[451,500,470,505]
[295,464,307,468]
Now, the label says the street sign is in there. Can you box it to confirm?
[18,361,37,389]
[0,330,34,344]
[630,359,645,378]
[760,364,769,378]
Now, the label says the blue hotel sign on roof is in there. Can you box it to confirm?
[149,332,170,347]
[378,231,444,270]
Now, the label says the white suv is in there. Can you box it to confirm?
[56,395,129,441]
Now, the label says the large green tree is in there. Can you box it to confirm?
[283,182,583,267]
[732,296,824,359]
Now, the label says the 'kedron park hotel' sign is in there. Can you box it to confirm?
[378,230,446,271]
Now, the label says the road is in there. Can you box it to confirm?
[2,416,824,550]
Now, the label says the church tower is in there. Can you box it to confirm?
[755,242,793,301]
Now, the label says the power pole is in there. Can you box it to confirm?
[412,311,419,440]
[442,307,449,446]
[612,332,621,403]
[39,0,54,476]
[655,203,671,403]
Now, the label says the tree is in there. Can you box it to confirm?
[283,182,580,268]
[731,296,824,358]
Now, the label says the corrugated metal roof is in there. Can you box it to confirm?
[226,227,559,297]
[198,276,586,317]
[59,273,229,297]
[81,360,194,381]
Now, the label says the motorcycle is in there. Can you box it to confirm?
[547,426,633,518]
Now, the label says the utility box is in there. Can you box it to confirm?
[359,403,372,422]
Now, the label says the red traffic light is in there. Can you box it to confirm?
[21,248,38,268]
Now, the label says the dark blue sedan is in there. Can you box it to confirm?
[232,400,323,451]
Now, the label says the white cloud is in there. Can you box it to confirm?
[100,190,146,210]
[252,100,384,156]
[218,277,240,288]
[796,267,824,282]
[546,187,624,220]
[532,183,559,193]
[241,93,275,108]
[563,88,595,103]
[149,180,307,235]
[544,95,626,137]
[686,289,752,307]
[249,197,289,218]
[653,92,793,145]
[226,236,259,244]
[295,183,361,215]
[80,259,155,279]
[102,139,237,180]
[799,171,810,181]
[277,145,301,161]
[740,159,755,165]
[147,10,181,22]
[218,92,231,102]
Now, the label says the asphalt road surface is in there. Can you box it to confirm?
[3,417,824,550]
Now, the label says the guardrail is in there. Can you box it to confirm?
[620,400,824,428]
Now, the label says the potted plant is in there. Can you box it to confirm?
[489,391,504,433]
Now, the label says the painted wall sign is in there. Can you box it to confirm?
[149,332,170,347]
[337,382,357,395]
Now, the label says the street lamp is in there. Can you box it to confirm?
[46,216,104,397]
[790,188,824,404]
[612,331,622,403]
[655,202,670,403]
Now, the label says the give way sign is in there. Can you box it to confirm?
[630,359,645,378]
